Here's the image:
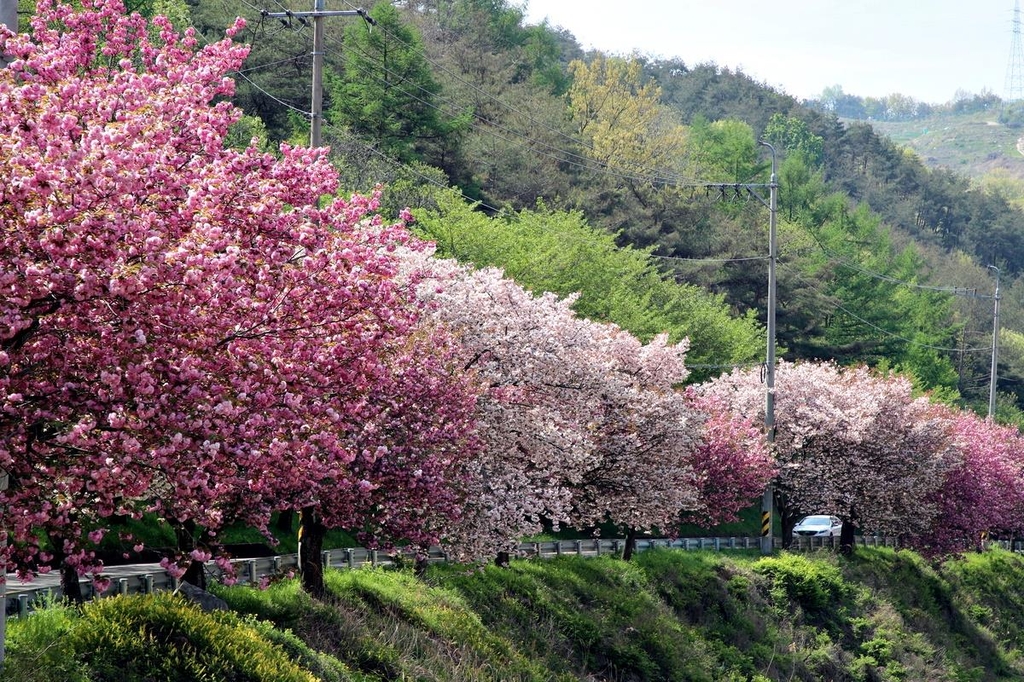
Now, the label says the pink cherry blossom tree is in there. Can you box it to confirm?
[905,408,1024,557]
[563,329,701,560]
[0,0,477,598]
[682,389,776,529]
[400,245,776,562]
[401,252,602,562]
[700,361,956,550]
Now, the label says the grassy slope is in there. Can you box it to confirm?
[862,111,1024,181]
[8,546,1024,681]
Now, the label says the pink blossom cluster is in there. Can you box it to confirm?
[0,0,478,580]
[701,360,1024,556]
[908,408,1024,556]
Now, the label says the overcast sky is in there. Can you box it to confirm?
[522,0,1020,104]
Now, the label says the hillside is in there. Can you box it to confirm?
[864,110,1024,181]
[6,546,1024,681]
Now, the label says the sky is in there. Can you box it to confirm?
[521,0,1021,104]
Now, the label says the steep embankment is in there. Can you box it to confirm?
[5,547,1024,681]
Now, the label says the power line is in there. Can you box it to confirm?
[777,262,990,355]
[234,70,311,117]
[320,31,697,189]
[321,119,505,213]
[656,254,770,264]
[222,4,994,367]
[824,249,987,298]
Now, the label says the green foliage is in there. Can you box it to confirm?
[327,2,467,164]
[941,549,1024,652]
[413,189,765,380]
[762,113,824,168]
[753,553,854,629]
[2,593,325,682]
[13,548,1024,680]
[433,556,724,681]
[225,114,272,153]
[71,594,319,681]
[999,100,1024,127]
[793,197,961,396]
[690,117,763,182]
[2,596,91,682]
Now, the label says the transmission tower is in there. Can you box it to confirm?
[1005,1,1024,101]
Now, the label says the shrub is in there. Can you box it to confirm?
[753,553,853,628]
[2,596,90,682]
[69,593,318,682]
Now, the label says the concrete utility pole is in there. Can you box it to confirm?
[261,3,373,149]
[261,3,370,585]
[759,141,779,555]
[988,265,1002,419]
[0,0,15,36]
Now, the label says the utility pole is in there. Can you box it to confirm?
[0,0,15,41]
[260,1,371,593]
[262,3,373,149]
[687,150,779,553]
[758,141,779,555]
[988,265,1001,419]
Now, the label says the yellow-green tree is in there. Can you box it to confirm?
[567,53,689,181]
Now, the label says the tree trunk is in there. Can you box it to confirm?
[47,534,84,604]
[494,551,510,568]
[839,514,858,556]
[174,521,205,590]
[776,497,798,550]
[60,560,84,604]
[622,527,638,561]
[182,559,206,590]
[298,506,327,599]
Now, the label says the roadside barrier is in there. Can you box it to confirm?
[0,533,930,618]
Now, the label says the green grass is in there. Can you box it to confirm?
[10,547,1024,681]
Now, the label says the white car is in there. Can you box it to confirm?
[792,515,843,538]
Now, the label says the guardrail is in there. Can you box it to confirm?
[2,534,910,618]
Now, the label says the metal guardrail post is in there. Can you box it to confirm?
[321,550,331,568]
[370,550,378,567]
[575,540,583,556]
[118,578,128,596]
[346,548,355,569]
[144,575,153,594]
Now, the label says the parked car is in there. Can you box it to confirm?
[792,515,843,538]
